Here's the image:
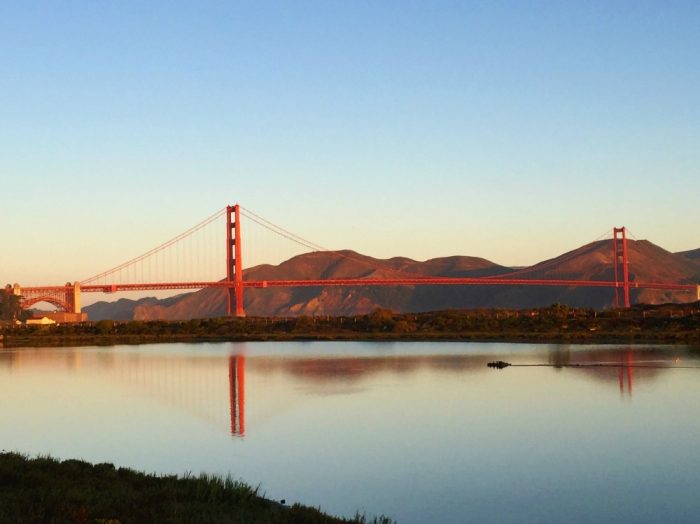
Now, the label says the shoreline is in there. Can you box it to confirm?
[3,304,700,348]
[2,331,700,349]
[0,452,392,524]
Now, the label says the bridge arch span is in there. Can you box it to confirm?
[21,295,72,312]
[15,283,81,314]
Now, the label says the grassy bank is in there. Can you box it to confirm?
[2,302,700,348]
[0,453,392,524]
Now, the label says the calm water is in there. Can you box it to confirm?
[2,341,700,523]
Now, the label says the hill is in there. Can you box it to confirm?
[84,241,700,321]
[677,247,700,260]
[129,251,512,320]
[84,295,187,321]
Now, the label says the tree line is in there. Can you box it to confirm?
[0,285,29,323]
[2,303,700,345]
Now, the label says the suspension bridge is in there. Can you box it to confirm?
[10,204,700,317]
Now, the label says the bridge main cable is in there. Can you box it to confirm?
[80,208,227,285]
[76,279,696,293]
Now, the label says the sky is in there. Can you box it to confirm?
[1,1,699,286]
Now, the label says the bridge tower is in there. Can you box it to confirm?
[613,227,630,308]
[226,204,245,317]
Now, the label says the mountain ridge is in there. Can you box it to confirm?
[678,247,700,260]
[84,240,700,320]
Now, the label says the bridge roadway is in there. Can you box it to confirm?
[23,278,698,294]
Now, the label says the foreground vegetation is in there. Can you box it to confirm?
[0,287,30,323]
[0,453,392,524]
[2,302,700,348]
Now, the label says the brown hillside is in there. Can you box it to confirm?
[678,247,700,261]
[117,241,700,320]
[133,251,510,320]
[491,239,700,307]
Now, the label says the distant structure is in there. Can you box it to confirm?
[11,282,88,323]
[25,316,57,326]
[41,311,88,323]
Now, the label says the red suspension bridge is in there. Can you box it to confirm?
[10,204,700,317]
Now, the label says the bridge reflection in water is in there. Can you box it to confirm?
[620,351,633,397]
[229,356,245,436]
[0,346,687,438]
[0,349,249,437]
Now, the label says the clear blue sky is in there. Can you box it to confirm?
[2,1,699,285]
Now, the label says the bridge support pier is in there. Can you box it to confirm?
[226,204,245,317]
[67,282,81,313]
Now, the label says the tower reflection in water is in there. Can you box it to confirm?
[619,350,633,397]
[224,349,649,437]
[229,355,245,436]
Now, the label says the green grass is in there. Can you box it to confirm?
[0,453,393,524]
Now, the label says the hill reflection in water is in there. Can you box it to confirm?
[2,342,700,524]
[247,346,686,389]
[1,343,695,436]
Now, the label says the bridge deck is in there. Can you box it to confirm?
[19,278,696,294]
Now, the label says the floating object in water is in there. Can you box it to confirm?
[487,361,511,369]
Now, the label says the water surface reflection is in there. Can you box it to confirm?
[1,342,699,524]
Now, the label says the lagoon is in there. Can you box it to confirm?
[2,341,700,523]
